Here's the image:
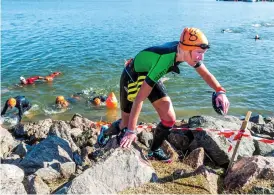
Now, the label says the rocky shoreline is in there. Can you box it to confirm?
[1,113,274,194]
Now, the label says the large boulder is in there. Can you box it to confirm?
[188,115,255,166]
[253,139,274,156]
[251,122,274,138]
[12,118,53,140]
[49,120,79,152]
[0,126,18,158]
[0,164,27,194]
[19,135,74,174]
[55,139,156,194]
[224,156,274,190]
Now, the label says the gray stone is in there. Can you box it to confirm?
[60,162,76,179]
[168,131,193,151]
[70,113,93,131]
[26,174,50,194]
[49,120,80,152]
[251,122,274,138]
[35,167,61,184]
[0,164,27,194]
[19,135,74,174]
[55,140,156,194]
[188,115,255,165]
[0,126,17,158]
[225,156,274,190]
[138,130,153,148]
[253,139,274,156]
[183,147,204,169]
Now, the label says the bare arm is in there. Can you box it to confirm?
[127,81,153,130]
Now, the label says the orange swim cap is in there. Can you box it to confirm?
[179,27,209,51]
[106,92,118,109]
[45,76,53,82]
[8,98,16,107]
[56,96,65,103]
[93,98,101,106]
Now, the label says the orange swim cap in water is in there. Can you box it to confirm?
[179,27,209,51]
[106,92,118,109]
[56,96,65,103]
[93,98,101,106]
[8,98,16,107]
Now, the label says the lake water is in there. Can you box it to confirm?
[1,0,274,125]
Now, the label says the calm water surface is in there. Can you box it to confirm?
[1,0,274,125]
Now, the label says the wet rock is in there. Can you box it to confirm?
[225,156,274,190]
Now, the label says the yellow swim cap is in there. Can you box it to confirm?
[8,98,16,107]
[179,27,209,51]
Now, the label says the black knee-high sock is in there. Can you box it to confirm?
[150,122,172,151]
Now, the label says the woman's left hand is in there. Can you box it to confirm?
[215,93,230,114]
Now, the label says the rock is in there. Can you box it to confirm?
[138,130,153,148]
[35,167,61,183]
[14,142,33,157]
[70,113,93,131]
[1,153,21,165]
[1,164,25,182]
[224,156,274,190]
[251,122,274,138]
[74,128,98,148]
[0,164,27,194]
[60,162,76,179]
[250,115,265,125]
[49,120,80,152]
[188,115,255,166]
[253,139,274,156]
[162,140,179,162]
[55,140,156,194]
[70,128,83,138]
[81,146,93,165]
[249,186,274,194]
[19,135,74,174]
[14,119,53,140]
[168,130,194,151]
[0,126,17,158]
[183,147,204,169]
[25,174,50,194]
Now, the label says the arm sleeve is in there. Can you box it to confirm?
[18,103,23,122]
[1,101,8,116]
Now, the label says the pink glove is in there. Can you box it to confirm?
[120,131,137,148]
[215,93,230,114]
